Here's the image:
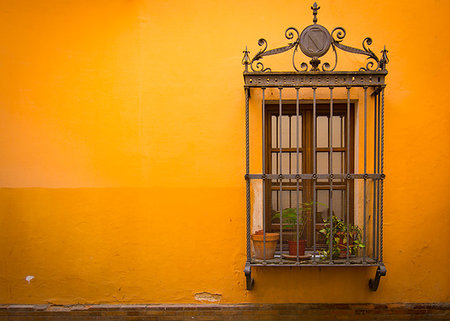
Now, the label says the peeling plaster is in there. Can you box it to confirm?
[251,180,263,234]
[25,276,34,284]
[194,292,222,302]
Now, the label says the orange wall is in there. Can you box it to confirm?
[0,0,449,304]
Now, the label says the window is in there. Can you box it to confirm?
[242,2,388,291]
[264,101,354,250]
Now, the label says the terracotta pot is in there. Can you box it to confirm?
[288,240,306,256]
[251,232,280,259]
[336,232,354,258]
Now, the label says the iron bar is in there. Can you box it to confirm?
[329,87,334,263]
[380,88,385,261]
[245,88,251,262]
[372,92,378,260]
[363,87,368,263]
[276,106,279,211]
[346,87,351,262]
[262,88,266,262]
[312,87,317,263]
[296,88,300,263]
[376,91,381,261]
[289,109,293,209]
[279,88,283,263]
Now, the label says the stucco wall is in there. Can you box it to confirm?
[0,0,449,304]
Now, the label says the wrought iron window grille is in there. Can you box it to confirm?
[243,3,387,291]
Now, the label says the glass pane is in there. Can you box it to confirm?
[317,116,328,148]
[332,115,343,147]
[332,152,344,182]
[291,115,302,148]
[272,189,302,224]
[317,152,328,182]
[290,190,302,209]
[271,115,277,148]
[281,152,290,175]
[290,152,302,174]
[332,152,343,173]
[280,190,291,212]
[271,152,278,176]
[272,190,278,212]
[317,190,330,223]
[331,190,344,220]
[281,115,290,148]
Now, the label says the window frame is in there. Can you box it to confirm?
[263,101,355,249]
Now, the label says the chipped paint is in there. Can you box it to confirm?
[194,292,222,303]
[25,276,34,284]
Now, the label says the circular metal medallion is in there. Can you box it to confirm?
[299,24,331,58]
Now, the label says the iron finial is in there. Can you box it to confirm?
[311,2,320,24]
[379,46,389,70]
[242,46,250,72]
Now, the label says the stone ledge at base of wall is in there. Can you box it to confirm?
[0,303,449,321]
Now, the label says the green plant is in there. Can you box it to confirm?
[271,202,316,239]
[319,215,364,259]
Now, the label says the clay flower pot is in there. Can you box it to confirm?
[251,231,280,259]
[336,232,354,258]
[287,240,306,256]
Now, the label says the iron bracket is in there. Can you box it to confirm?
[369,263,386,291]
[244,262,254,290]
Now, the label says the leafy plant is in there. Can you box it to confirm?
[319,215,364,259]
[271,202,317,239]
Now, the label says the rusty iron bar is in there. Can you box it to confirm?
[380,88,385,261]
[363,87,368,263]
[329,87,334,264]
[245,88,251,263]
[372,92,378,260]
[346,87,351,262]
[296,88,300,263]
[262,88,266,262]
[278,88,283,263]
[376,91,381,261]
[312,87,317,263]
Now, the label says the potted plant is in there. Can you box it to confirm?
[271,202,314,256]
[251,230,279,260]
[319,215,364,259]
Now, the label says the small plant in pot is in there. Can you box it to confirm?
[319,215,364,259]
[271,202,314,256]
[251,230,279,260]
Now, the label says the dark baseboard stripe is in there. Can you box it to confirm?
[1,303,449,320]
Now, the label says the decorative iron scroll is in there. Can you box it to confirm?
[242,3,389,72]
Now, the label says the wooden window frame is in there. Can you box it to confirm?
[263,101,355,250]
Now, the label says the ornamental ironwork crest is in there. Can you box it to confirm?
[242,2,389,72]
